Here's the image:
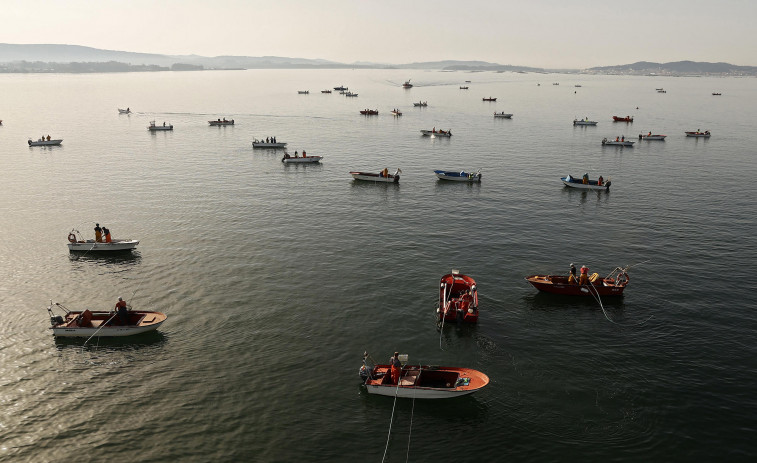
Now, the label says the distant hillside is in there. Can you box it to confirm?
[588,60,757,76]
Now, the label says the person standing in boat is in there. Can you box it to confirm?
[94,223,103,242]
[598,176,604,186]
[115,297,129,325]
[579,265,589,285]
[102,226,112,243]
[569,263,577,284]
[390,352,402,385]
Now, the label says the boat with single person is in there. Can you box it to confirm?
[613,116,634,122]
[67,229,139,252]
[573,118,598,126]
[349,168,401,183]
[685,130,711,138]
[639,132,667,140]
[482,97,497,101]
[413,101,428,107]
[28,137,62,146]
[561,174,611,191]
[118,108,131,114]
[359,353,489,399]
[359,109,379,115]
[148,121,173,131]
[434,170,481,182]
[252,138,287,148]
[437,270,479,323]
[602,138,634,146]
[525,266,630,296]
[420,129,451,137]
[282,151,322,163]
[209,118,234,126]
[47,302,166,337]
[494,112,513,118]
[402,79,413,88]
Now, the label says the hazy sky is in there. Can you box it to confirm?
[5,0,756,68]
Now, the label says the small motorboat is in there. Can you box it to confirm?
[612,116,634,122]
[282,152,322,163]
[602,138,634,146]
[321,90,332,94]
[639,133,667,140]
[712,92,722,96]
[525,266,630,297]
[685,130,711,138]
[552,82,559,85]
[334,85,348,91]
[420,129,452,137]
[148,121,173,131]
[350,168,401,183]
[434,169,481,182]
[413,101,428,107]
[573,118,598,126]
[459,86,469,90]
[359,109,379,115]
[437,270,479,323]
[28,137,62,146]
[482,97,497,101]
[47,302,166,338]
[561,174,610,191]
[67,230,139,252]
[402,79,413,88]
[345,91,358,97]
[209,118,234,126]
[657,89,667,93]
[465,80,471,83]
[575,84,582,88]
[494,112,513,118]
[359,353,489,399]
[297,90,309,94]
[391,109,402,116]
[252,138,287,149]
[118,108,131,114]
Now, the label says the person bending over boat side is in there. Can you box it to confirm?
[283,152,291,159]
[94,223,103,242]
[569,263,577,284]
[579,265,589,285]
[102,226,112,243]
[390,352,402,384]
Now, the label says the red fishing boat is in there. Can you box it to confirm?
[612,116,634,122]
[437,270,479,323]
[525,266,630,296]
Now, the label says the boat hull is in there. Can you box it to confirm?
[525,274,627,296]
[494,113,513,118]
[420,130,451,137]
[148,126,173,131]
[350,172,399,183]
[50,310,166,337]
[253,142,287,149]
[282,156,322,163]
[363,365,489,399]
[209,120,234,126]
[434,170,481,182]
[640,135,667,140]
[29,139,63,146]
[68,240,140,252]
[573,120,598,126]
[602,139,634,146]
[685,132,711,138]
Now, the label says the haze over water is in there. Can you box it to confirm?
[1,69,756,462]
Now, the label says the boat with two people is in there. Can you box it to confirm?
[28,136,62,146]
[252,137,287,149]
[437,270,479,323]
[118,108,131,114]
[573,117,598,126]
[359,109,379,115]
[209,118,234,126]
[282,150,322,164]
[602,137,634,146]
[391,109,402,116]
[525,265,630,297]
[613,115,634,122]
[494,112,513,118]
[359,352,489,399]
[413,101,428,107]
[639,132,667,140]
[148,121,173,131]
[420,128,452,137]
[685,130,711,138]
[349,168,401,183]
[434,169,481,182]
[67,228,139,252]
[561,173,611,191]
[47,301,166,338]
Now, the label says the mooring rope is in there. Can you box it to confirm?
[405,368,420,463]
[381,365,404,463]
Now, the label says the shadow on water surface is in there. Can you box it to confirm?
[53,330,167,351]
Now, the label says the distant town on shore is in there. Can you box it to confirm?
[1,44,755,77]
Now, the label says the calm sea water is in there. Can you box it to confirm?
[1,69,756,462]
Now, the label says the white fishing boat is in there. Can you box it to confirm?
[282,152,322,163]
[434,169,481,182]
[47,302,166,338]
[252,138,287,149]
[118,108,131,114]
[573,119,598,126]
[420,129,452,137]
[602,138,634,146]
[391,109,402,116]
[148,121,173,131]
[639,133,667,140]
[67,230,139,252]
[561,174,611,191]
[494,112,513,118]
[350,168,401,183]
[209,118,234,126]
[28,138,62,146]
[360,353,490,399]
[685,131,711,138]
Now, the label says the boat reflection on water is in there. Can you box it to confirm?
[54,330,167,350]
